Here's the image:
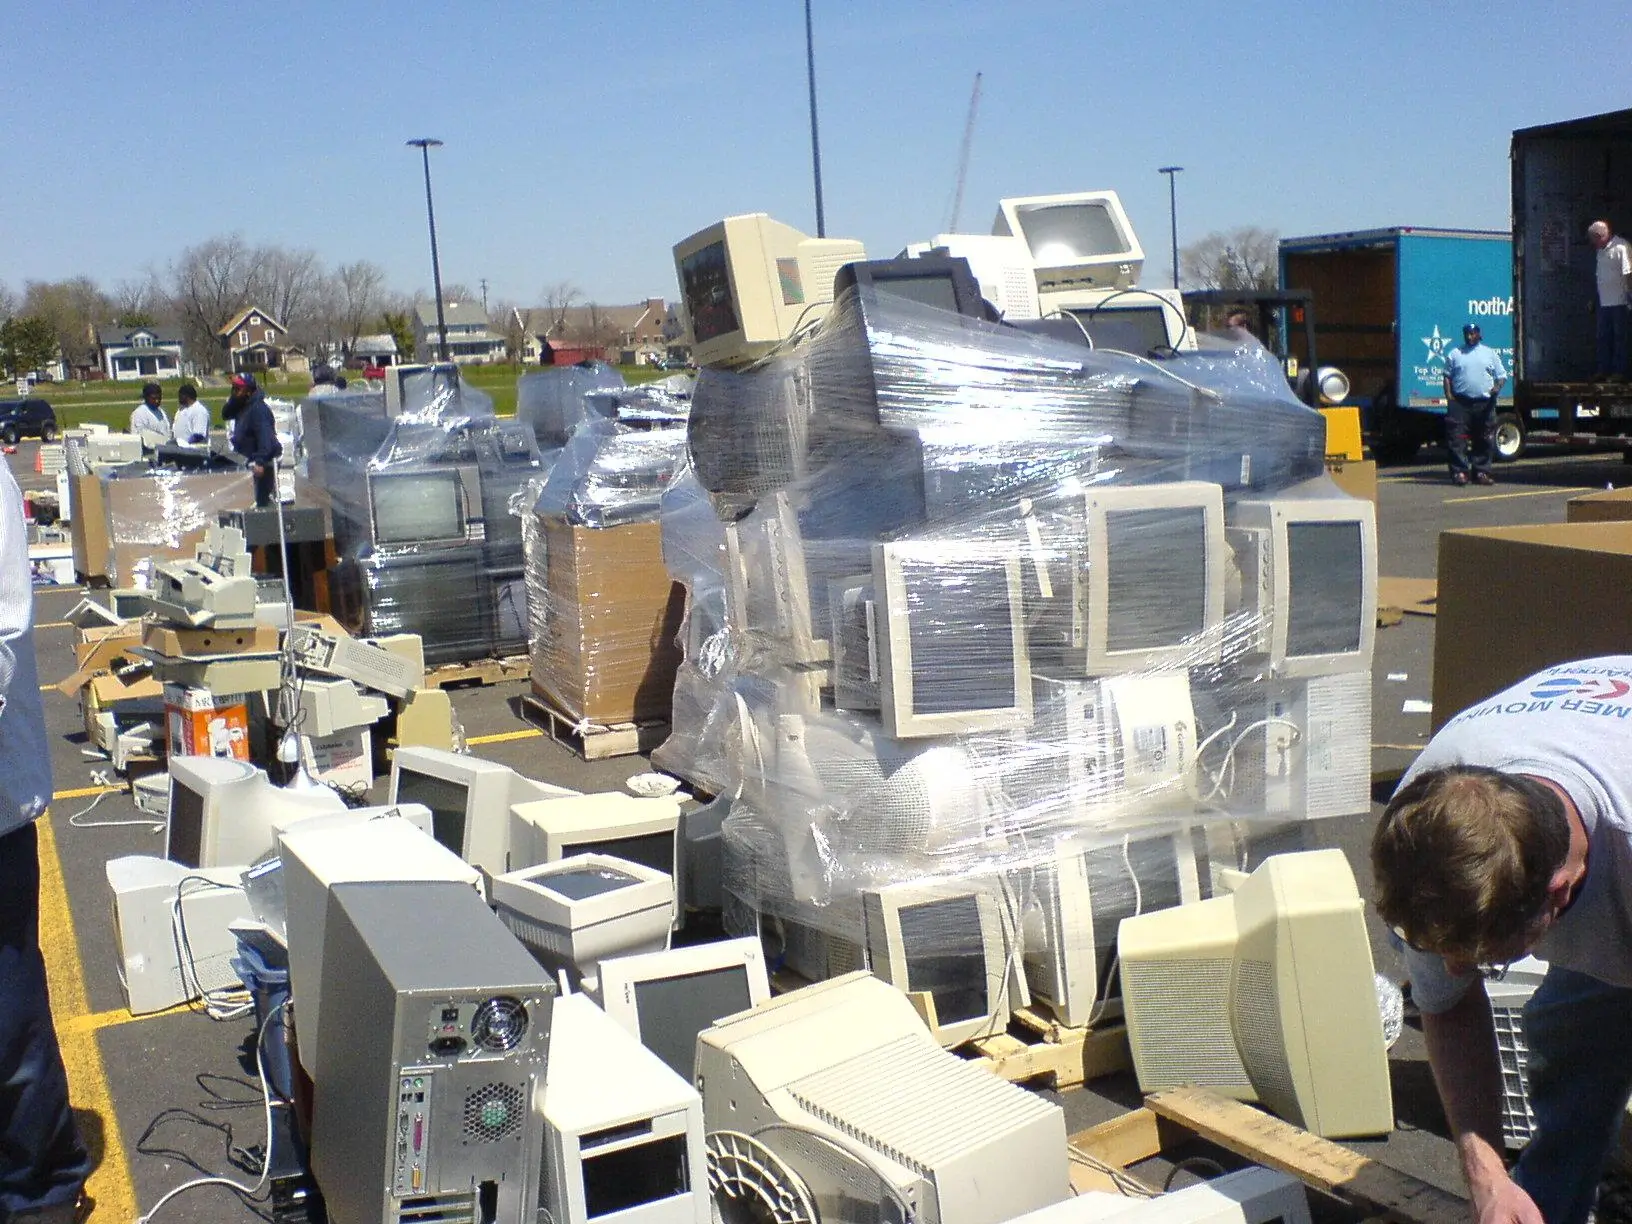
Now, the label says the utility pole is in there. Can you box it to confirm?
[804,0,826,237]
[479,278,489,314]
[1158,166,1183,291]
[407,138,450,362]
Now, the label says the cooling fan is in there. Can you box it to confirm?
[470,995,528,1052]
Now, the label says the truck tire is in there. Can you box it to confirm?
[1494,412,1525,462]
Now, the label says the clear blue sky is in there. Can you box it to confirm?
[5,0,1628,307]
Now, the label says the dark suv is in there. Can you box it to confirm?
[0,398,58,444]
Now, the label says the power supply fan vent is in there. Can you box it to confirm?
[463,1082,525,1143]
[706,1130,818,1224]
[470,996,528,1052]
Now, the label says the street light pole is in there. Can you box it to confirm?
[1157,166,1183,291]
[407,138,450,362]
[804,0,826,237]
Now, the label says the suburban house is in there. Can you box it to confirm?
[218,306,288,373]
[97,324,185,381]
[412,301,505,364]
[512,297,679,364]
[350,334,400,367]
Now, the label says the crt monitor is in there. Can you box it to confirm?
[165,756,345,869]
[902,233,1041,320]
[509,793,683,889]
[1226,494,1379,677]
[832,255,989,320]
[861,880,1018,1048]
[672,213,866,368]
[871,538,1033,739]
[597,937,770,1081]
[993,190,1144,292]
[368,469,467,547]
[1062,304,1173,355]
[1117,848,1393,1139]
[490,853,675,985]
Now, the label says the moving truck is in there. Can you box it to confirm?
[1279,228,1515,462]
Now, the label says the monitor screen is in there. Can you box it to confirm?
[372,472,464,545]
[168,781,205,868]
[1015,202,1128,261]
[872,273,962,313]
[632,966,754,1079]
[898,895,988,1027]
[901,559,1017,715]
[1068,306,1170,354]
[1082,837,1185,1001]
[567,831,674,876]
[1104,507,1209,653]
[678,241,738,344]
[545,865,642,901]
[394,770,469,856]
[581,1133,690,1218]
[1286,522,1365,657]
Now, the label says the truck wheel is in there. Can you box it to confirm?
[1493,413,1525,462]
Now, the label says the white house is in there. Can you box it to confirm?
[351,334,400,367]
[98,325,185,381]
[412,301,505,364]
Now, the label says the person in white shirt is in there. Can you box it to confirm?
[171,383,211,447]
[1588,220,1632,380]
[128,382,171,448]
[305,363,342,400]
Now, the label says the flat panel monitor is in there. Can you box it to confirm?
[832,255,988,320]
[597,937,770,1081]
[491,853,674,984]
[1118,849,1393,1138]
[673,213,865,368]
[872,539,1032,739]
[1226,494,1378,677]
[862,881,1016,1048]
[368,469,466,547]
[994,191,1144,292]
[165,756,345,869]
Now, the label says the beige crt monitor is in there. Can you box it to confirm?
[673,213,865,368]
[993,190,1144,293]
[1117,849,1392,1139]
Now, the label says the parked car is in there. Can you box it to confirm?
[0,399,59,444]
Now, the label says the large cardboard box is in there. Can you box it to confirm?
[1327,459,1378,505]
[1566,487,1632,523]
[100,470,254,587]
[1434,522,1632,730]
[69,473,109,580]
[530,516,686,725]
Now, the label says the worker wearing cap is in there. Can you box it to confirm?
[1441,322,1506,487]
[223,373,282,506]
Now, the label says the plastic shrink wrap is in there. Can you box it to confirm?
[100,468,255,587]
[656,287,1377,1032]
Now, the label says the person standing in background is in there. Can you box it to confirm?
[1588,220,1632,380]
[171,383,210,448]
[223,373,281,507]
[128,382,170,449]
[1442,322,1506,486]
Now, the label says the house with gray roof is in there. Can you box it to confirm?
[412,301,505,364]
[97,324,185,381]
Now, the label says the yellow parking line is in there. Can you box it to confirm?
[53,784,121,800]
[466,728,544,746]
[1445,485,1595,505]
[59,1002,193,1037]
[35,813,137,1220]
[36,620,72,630]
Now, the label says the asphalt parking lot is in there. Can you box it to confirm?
[20,440,1630,1223]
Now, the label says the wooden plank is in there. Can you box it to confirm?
[967,1019,1130,1090]
[1146,1089,1468,1224]
[1069,1107,1178,1169]
[518,692,669,762]
[424,654,530,690]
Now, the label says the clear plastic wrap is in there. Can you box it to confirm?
[660,286,1376,1022]
[515,362,625,449]
[100,468,255,587]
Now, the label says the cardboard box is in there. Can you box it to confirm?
[1434,522,1632,730]
[164,684,250,760]
[100,470,254,587]
[300,726,372,790]
[143,622,279,658]
[1566,487,1632,523]
[69,473,108,580]
[531,516,686,725]
[1327,459,1378,504]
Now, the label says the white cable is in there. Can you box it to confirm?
[133,1008,275,1223]
[1087,834,1145,1030]
[171,878,253,1021]
[69,773,164,831]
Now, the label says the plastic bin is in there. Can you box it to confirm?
[232,932,293,1102]
[1488,955,1549,1150]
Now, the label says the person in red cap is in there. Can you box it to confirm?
[223,373,282,506]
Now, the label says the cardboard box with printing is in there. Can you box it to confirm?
[1434,522,1632,730]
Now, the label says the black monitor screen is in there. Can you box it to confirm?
[371,472,464,546]
[679,241,739,344]
[566,831,674,876]
[1069,306,1170,355]
[1286,520,1365,656]
[871,273,962,314]
[901,558,1017,716]
[543,866,640,901]
[1104,507,1208,652]
[168,781,205,868]
[394,769,469,856]
[582,1133,690,1218]
[899,895,988,1027]
[1083,836,1184,1000]
[632,966,753,1080]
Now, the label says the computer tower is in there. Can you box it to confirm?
[310,880,554,1224]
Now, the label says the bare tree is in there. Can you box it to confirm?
[1180,226,1280,292]
[540,281,582,336]
[333,260,387,353]
[111,274,164,325]
[0,282,16,323]
[168,235,272,372]
[22,277,109,370]
[486,298,527,362]
[261,246,324,339]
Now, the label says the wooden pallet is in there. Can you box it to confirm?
[423,654,530,690]
[1068,1088,1467,1224]
[519,692,670,761]
[965,1004,1132,1090]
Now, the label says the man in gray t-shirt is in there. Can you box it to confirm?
[1372,657,1632,1224]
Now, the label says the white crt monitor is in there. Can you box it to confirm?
[276,816,483,1083]
[1070,480,1227,675]
[165,756,345,870]
[872,538,1032,739]
[1117,849,1393,1139]
[993,190,1144,293]
[388,745,577,876]
[902,233,1041,320]
[540,994,709,1224]
[509,792,682,881]
[673,213,865,368]
[1226,494,1379,678]
[1011,1167,1310,1224]
[862,879,1019,1048]
[491,854,674,985]
[596,937,769,1082]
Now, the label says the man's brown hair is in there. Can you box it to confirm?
[1371,766,1570,960]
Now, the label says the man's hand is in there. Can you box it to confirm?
[1467,1160,1544,1224]
[253,463,265,476]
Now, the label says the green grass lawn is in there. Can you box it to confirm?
[32,363,682,432]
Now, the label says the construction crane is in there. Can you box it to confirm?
[945,71,983,232]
